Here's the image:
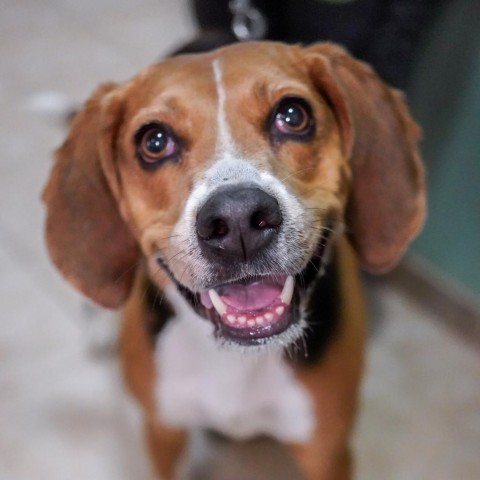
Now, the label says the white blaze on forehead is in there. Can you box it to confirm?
[212,59,236,158]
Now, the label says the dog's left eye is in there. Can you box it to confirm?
[270,97,315,139]
[135,123,179,168]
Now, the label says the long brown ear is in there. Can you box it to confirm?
[42,83,139,308]
[303,43,426,272]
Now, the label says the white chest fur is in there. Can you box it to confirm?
[154,287,314,443]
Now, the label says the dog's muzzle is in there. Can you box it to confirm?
[161,183,332,347]
[193,185,297,343]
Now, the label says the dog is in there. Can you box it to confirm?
[43,41,425,479]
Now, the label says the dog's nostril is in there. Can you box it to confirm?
[211,218,229,238]
[251,208,282,230]
[197,217,230,240]
[251,211,269,230]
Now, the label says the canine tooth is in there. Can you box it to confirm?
[264,312,274,322]
[275,305,285,316]
[208,289,227,315]
[279,275,295,305]
[255,316,264,325]
[238,316,247,325]
[247,319,256,327]
[227,314,236,324]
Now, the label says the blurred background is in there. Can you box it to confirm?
[0,0,479,479]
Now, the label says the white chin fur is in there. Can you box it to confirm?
[216,319,308,354]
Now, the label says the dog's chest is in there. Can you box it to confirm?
[153,293,314,442]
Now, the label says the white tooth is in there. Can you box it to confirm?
[208,289,227,315]
[255,316,264,325]
[247,319,256,327]
[265,312,274,322]
[276,305,285,316]
[279,275,295,305]
[227,314,236,324]
[238,316,247,325]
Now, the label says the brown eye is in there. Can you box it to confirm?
[270,97,314,139]
[135,123,179,168]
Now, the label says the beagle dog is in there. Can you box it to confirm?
[43,42,425,479]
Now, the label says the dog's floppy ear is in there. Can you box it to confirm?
[303,43,426,272]
[43,83,139,308]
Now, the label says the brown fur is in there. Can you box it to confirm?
[303,44,425,272]
[287,239,366,480]
[43,42,425,479]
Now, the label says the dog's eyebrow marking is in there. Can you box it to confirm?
[212,59,236,158]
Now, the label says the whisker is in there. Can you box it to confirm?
[163,248,189,266]
[299,185,336,196]
[113,257,143,285]
[305,206,330,212]
[148,266,168,311]
[155,233,181,243]
[307,259,320,274]
[278,166,316,183]
[300,329,308,359]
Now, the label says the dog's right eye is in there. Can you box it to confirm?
[268,96,315,142]
[135,123,179,169]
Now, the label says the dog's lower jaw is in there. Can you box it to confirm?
[216,318,309,353]
[171,268,324,353]
[175,284,304,351]
[151,225,334,349]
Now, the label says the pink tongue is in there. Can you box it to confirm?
[218,278,284,311]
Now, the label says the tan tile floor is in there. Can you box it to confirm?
[1,1,479,479]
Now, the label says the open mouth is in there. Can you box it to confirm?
[198,275,296,343]
[162,227,333,347]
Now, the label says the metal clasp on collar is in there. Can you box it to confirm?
[314,0,357,3]
[229,0,267,41]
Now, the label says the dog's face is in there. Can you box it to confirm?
[115,45,347,346]
[43,42,425,348]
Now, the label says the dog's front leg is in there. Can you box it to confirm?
[145,420,186,480]
[286,356,357,480]
[288,441,352,480]
[288,243,365,480]
[286,354,358,480]
[119,275,186,479]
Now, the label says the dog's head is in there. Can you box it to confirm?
[43,42,425,348]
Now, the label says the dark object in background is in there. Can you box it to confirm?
[174,0,444,89]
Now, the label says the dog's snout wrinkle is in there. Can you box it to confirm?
[196,186,282,263]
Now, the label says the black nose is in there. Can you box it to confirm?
[196,186,282,262]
